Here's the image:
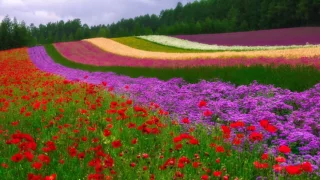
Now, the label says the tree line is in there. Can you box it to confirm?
[0,0,319,51]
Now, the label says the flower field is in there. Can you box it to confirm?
[0,47,319,180]
[1,27,320,179]
[174,27,320,46]
[84,38,320,59]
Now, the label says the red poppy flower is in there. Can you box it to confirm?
[230,121,245,128]
[112,140,122,148]
[181,118,190,124]
[130,162,136,167]
[189,138,199,145]
[127,122,136,128]
[285,165,302,175]
[220,125,231,135]
[120,152,124,158]
[261,153,268,160]
[175,143,183,150]
[201,175,209,180]
[126,99,132,105]
[25,112,32,117]
[78,152,85,159]
[249,132,263,142]
[178,163,185,168]
[232,138,241,145]
[24,151,34,162]
[247,125,256,131]
[131,138,138,145]
[81,136,87,141]
[198,100,207,108]
[68,147,77,157]
[301,161,313,172]
[44,174,57,180]
[278,145,291,154]
[192,162,201,168]
[203,109,213,117]
[175,171,184,178]
[32,101,41,110]
[178,156,190,164]
[213,171,222,177]
[259,119,269,127]
[101,81,107,86]
[215,146,225,153]
[236,133,245,139]
[32,162,43,170]
[43,141,56,152]
[11,153,24,162]
[1,163,8,168]
[103,129,111,137]
[11,121,19,126]
[28,173,42,180]
[173,136,183,143]
[275,156,286,163]
[142,153,149,159]
[59,159,65,164]
[266,125,278,133]
[38,154,50,165]
[253,161,269,169]
[215,158,221,164]
[273,164,283,172]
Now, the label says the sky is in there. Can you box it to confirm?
[0,0,195,26]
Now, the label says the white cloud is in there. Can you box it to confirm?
[133,0,157,5]
[0,0,195,26]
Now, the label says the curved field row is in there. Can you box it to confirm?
[53,41,320,69]
[84,38,320,60]
[174,27,320,46]
[45,43,320,92]
[138,35,319,51]
[53,41,207,67]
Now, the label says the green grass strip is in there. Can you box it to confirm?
[44,44,320,92]
[112,37,213,53]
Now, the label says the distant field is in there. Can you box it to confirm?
[174,27,320,46]
[84,38,320,59]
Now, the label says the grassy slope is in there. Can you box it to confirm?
[44,44,320,92]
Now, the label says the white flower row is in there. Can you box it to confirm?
[137,35,319,51]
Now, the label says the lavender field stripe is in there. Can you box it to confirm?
[53,41,320,69]
[137,35,319,51]
[83,38,320,60]
[28,46,320,171]
[174,27,320,46]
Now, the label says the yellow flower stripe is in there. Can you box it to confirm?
[84,38,320,60]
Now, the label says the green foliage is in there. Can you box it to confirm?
[1,0,319,50]
[45,44,320,92]
[97,27,109,38]
[68,33,74,42]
